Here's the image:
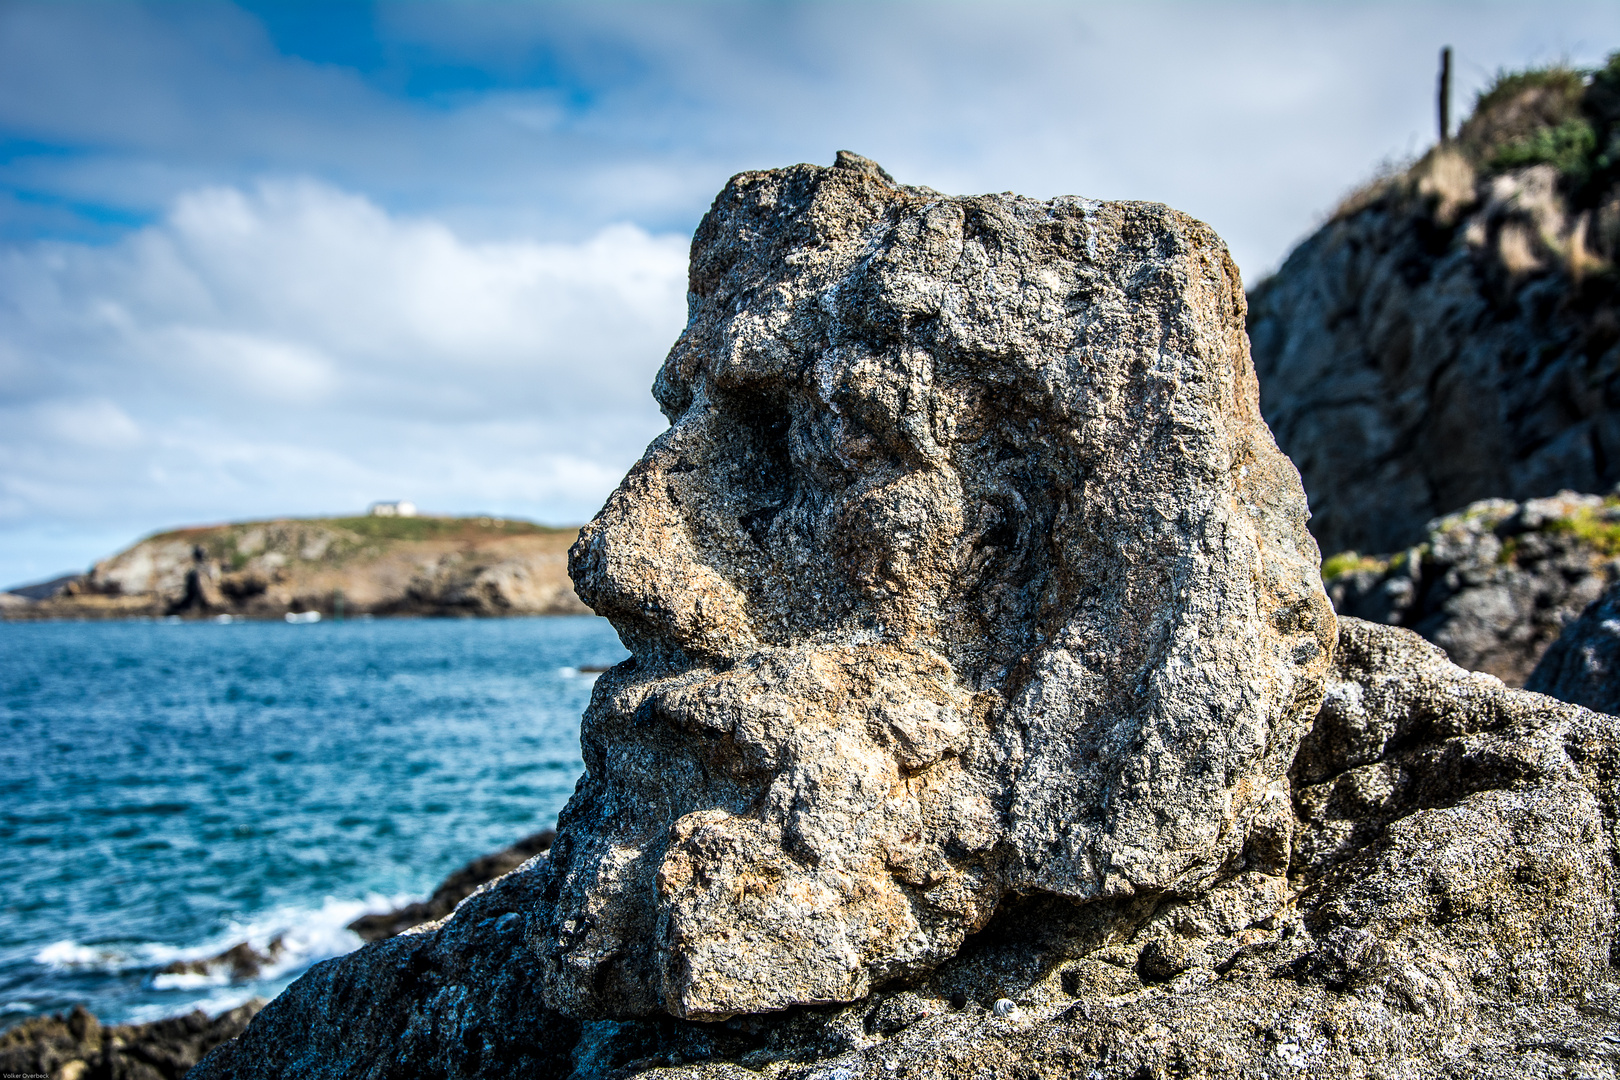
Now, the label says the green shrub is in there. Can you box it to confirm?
[1458,54,1620,204]
[1490,117,1598,180]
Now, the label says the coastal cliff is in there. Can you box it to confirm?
[2,515,589,620]
[1250,55,1620,556]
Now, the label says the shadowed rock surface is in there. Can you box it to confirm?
[1326,490,1620,685]
[0,1000,261,1080]
[545,151,1332,1020]
[187,619,1620,1079]
[1527,577,1620,712]
[1250,57,1620,557]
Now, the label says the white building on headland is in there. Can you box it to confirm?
[368,500,417,518]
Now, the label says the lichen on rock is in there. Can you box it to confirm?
[537,152,1335,1021]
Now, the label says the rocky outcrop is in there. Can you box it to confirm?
[0,1001,261,1080]
[548,151,1332,1021]
[348,830,556,942]
[1527,577,1620,712]
[1250,56,1620,556]
[188,618,1620,1079]
[1326,489,1620,684]
[3,516,589,620]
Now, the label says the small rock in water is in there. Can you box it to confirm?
[159,938,284,981]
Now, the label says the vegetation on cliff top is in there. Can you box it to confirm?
[1322,51,1620,233]
[153,515,568,545]
[146,516,574,572]
[1460,54,1620,202]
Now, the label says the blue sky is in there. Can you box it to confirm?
[2,1,1617,587]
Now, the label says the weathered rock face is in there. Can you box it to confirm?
[1326,490,1620,685]
[187,618,1620,1079]
[1250,60,1620,556]
[1527,577,1620,712]
[539,152,1334,1021]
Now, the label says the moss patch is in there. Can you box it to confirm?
[1321,551,1391,581]
[1542,508,1620,555]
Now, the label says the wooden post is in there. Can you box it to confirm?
[1439,46,1453,144]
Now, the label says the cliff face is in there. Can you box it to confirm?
[4,516,589,619]
[1250,58,1620,556]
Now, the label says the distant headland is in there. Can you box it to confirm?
[1,512,590,620]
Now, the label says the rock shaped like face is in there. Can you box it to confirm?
[534,155,1336,1021]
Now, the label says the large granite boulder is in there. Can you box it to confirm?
[188,618,1620,1079]
[184,156,1618,1078]
[544,151,1333,1020]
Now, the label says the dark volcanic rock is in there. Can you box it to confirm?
[348,829,555,941]
[1325,490,1620,685]
[0,1001,261,1080]
[1527,578,1620,713]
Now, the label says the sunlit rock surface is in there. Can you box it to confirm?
[541,150,1333,1020]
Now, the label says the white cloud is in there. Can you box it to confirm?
[31,399,144,449]
[0,179,687,583]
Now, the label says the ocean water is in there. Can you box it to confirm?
[0,615,626,1028]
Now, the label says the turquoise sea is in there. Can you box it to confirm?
[0,615,626,1027]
